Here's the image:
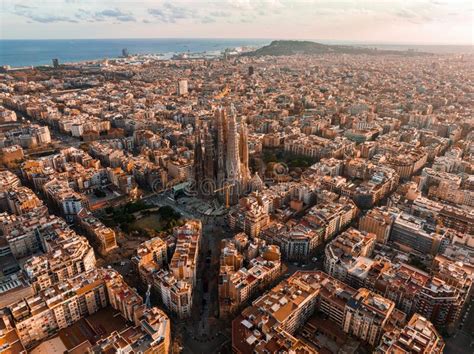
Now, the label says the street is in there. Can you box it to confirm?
[445,299,474,354]
[147,194,233,353]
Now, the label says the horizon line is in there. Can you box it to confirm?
[0,37,472,46]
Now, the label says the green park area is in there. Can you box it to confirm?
[100,201,182,237]
[262,148,316,168]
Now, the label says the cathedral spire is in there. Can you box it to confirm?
[226,105,241,183]
[239,117,251,184]
[216,107,226,189]
[193,126,204,191]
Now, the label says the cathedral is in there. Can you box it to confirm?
[193,105,252,204]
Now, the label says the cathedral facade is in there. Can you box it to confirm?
[193,105,251,203]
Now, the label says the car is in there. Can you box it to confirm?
[312,257,318,262]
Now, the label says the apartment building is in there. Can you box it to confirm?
[359,206,399,244]
[390,212,446,255]
[152,220,201,319]
[432,254,473,303]
[438,204,474,235]
[7,269,170,351]
[4,186,43,216]
[219,236,281,317]
[0,313,26,353]
[153,269,193,319]
[0,171,22,210]
[23,228,96,292]
[376,313,444,353]
[228,193,270,238]
[232,271,412,352]
[284,134,354,160]
[90,306,170,354]
[77,208,118,255]
[324,228,376,287]
[343,288,400,346]
[42,179,90,222]
[132,236,168,283]
[0,145,24,165]
[303,197,358,241]
[365,261,466,330]
[0,209,59,259]
[384,147,427,179]
[8,270,107,348]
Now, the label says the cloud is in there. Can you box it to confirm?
[32,15,78,23]
[11,3,136,24]
[4,0,472,44]
[394,7,433,24]
[97,9,125,18]
[240,17,255,23]
[14,4,32,10]
[201,16,216,24]
[12,4,78,23]
[74,7,136,23]
[396,9,417,19]
[147,2,196,23]
[209,11,231,17]
[94,8,136,22]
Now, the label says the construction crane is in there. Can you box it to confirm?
[214,182,235,209]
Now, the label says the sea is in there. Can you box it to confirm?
[0,38,269,67]
[0,38,472,68]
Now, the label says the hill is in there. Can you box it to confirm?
[244,40,430,57]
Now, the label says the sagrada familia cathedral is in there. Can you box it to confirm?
[194,105,261,204]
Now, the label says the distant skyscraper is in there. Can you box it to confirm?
[52,58,59,68]
[177,79,188,96]
[122,48,129,57]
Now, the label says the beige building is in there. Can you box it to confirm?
[359,206,399,244]
[324,228,376,286]
[23,228,96,292]
[7,268,170,352]
[376,313,444,353]
[77,208,118,255]
[133,236,168,282]
[153,269,193,319]
[228,193,270,238]
[219,236,281,317]
[343,288,401,346]
[153,220,201,319]
[232,271,411,353]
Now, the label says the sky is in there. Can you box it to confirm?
[1,0,473,44]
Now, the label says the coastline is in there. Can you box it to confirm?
[1,38,472,69]
[0,38,270,68]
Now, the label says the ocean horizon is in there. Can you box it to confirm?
[1,38,472,68]
[0,38,270,68]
